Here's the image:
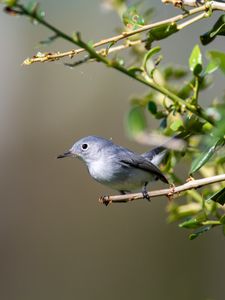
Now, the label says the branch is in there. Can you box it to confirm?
[4,1,215,124]
[23,39,144,65]
[99,174,225,205]
[22,4,207,65]
[22,1,225,65]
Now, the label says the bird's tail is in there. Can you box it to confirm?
[142,132,190,166]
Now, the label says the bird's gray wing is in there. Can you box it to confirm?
[120,152,168,184]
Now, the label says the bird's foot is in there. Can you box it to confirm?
[142,185,150,202]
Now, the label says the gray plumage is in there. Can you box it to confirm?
[57,136,169,196]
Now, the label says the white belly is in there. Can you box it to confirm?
[88,159,154,192]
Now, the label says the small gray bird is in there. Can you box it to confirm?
[57,136,169,200]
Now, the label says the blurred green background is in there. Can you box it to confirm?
[0,1,225,299]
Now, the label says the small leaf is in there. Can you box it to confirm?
[170,119,183,132]
[207,51,225,74]
[142,46,161,71]
[190,138,224,174]
[145,23,178,49]
[40,34,59,45]
[179,218,200,229]
[200,15,225,45]
[148,101,157,115]
[189,226,212,240]
[122,6,145,30]
[3,0,17,7]
[205,57,219,75]
[126,106,147,137]
[220,214,225,224]
[159,117,167,129]
[210,188,225,206]
[189,45,202,75]
[128,66,143,76]
[179,212,206,229]
[26,0,45,21]
[164,66,188,80]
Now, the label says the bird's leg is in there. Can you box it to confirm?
[120,190,126,195]
[142,183,150,202]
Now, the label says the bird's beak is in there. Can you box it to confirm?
[57,150,73,159]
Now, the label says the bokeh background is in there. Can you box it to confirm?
[0,1,225,299]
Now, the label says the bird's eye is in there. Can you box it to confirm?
[81,143,88,150]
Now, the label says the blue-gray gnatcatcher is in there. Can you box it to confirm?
[57,135,169,200]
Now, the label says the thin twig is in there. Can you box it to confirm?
[99,174,225,205]
[22,1,225,65]
[16,2,215,124]
[23,39,143,65]
[162,0,204,7]
[23,5,207,65]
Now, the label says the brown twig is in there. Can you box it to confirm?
[99,173,225,205]
[23,1,225,65]
[23,4,209,65]
[23,39,143,65]
[162,0,204,7]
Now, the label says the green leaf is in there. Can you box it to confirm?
[128,66,143,76]
[164,66,188,80]
[126,106,147,137]
[179,218,200,229]
[205,56,219,75]
[190,138,224,174]
[159,117,167,129]
[147,101,157,115]
[207,51,225,74]
[40,34,59,45]
[200,15,225,45]
[122,6,145,30]
[210,188,225,206]
[189,45,202,75]
[170,119,183,132]
[26,0,45,20]
[220,214,225,224]
[189,226,212,240]
[145,23,178,49]
[179,212,206,229]
[3,0,17,6]
[142,46,161,72]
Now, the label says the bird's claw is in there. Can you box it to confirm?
[142,190,151,202]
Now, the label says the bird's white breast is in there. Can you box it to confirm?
[87,157,154,191]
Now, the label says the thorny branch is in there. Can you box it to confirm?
[99,174,225,205]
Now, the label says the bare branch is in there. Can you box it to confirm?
[22,1,225,65]
[99,174,225,205]
[162,0,204,7]
[22,4,208,65]
[23,39,143,65]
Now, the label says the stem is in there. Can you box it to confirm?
[16,2,215,124]
[22,4,208,64]
[99,173,225,205]
[177,11,206,29]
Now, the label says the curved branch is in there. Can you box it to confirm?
[99,174,225,205]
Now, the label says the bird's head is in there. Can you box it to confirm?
[57,135,113,165]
